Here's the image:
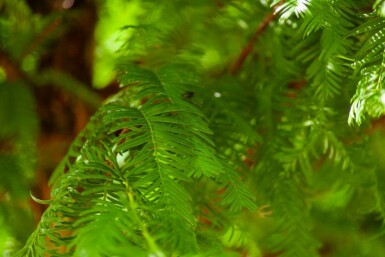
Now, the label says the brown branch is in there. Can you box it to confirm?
[19,17,62,60]
[229,2,284,74]
[0,48,35,84]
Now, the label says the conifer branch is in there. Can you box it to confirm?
[9,1,385,256]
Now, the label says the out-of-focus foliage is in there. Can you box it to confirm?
[93,0,142,88]
[2,0,385,256]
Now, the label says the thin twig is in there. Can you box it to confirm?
[229,2,284,74]
[19,17,62,60]
[0,48,35,84]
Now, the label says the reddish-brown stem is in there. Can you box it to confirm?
[19,17,62,60]
[229,2,284,74]
[0,48,34,84]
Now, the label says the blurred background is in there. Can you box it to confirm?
[0,0,142,252]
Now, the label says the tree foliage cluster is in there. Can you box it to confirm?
[1,0,385,256]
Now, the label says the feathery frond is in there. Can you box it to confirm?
[349,17,385,125]
[16,63,256,256]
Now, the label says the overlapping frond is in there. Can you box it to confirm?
[256,145,320,257]
[269,177,320,257]
[299,0,355,101]
[349,16,385,125]
[114,64,256,212]
[16,63,256,256]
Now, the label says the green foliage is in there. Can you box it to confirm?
[349,16,385,125]
[0,80,37,252]
[15,64,256,257]
[2,0,385,256]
